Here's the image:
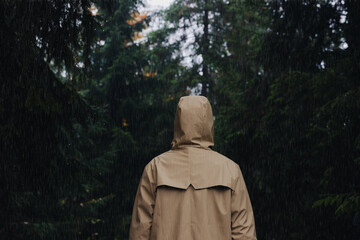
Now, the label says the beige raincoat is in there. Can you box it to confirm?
[129,96,257,240]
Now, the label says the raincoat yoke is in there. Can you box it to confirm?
[129,96,257,240]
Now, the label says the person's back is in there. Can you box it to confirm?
[129,96,257,240]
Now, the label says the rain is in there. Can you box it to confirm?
[1,0,359,239]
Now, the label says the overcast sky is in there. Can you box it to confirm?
[143,0,173,10]
[144,0,173,8]
[140,0,201,94]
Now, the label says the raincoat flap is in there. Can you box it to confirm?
[154,149,237,191]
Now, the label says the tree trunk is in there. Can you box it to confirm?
[201,0,210,97]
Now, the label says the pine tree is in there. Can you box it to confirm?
[0,1,117,239]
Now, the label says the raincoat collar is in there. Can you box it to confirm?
[171,96,214,150]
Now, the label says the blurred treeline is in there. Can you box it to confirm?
[0,0,359,239]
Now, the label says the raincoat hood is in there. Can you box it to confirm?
[171,96,214,149]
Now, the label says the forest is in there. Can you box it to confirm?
[0,0,359,239]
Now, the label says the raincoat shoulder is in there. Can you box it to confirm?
[146,148,243,191]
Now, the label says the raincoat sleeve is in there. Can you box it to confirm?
[231,166,257,240]
[129,164,156,240]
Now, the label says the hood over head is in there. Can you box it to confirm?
[171,96,214,149]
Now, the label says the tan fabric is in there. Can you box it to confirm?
[129,96,257,240]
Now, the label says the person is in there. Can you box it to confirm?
[129,96,257,240]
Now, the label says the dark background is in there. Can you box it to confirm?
[0,0,359,239]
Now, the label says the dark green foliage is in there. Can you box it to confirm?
[214,0,360,239]
[1,0,360,239]
[0,1,116,239]
[87,1,185,238]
